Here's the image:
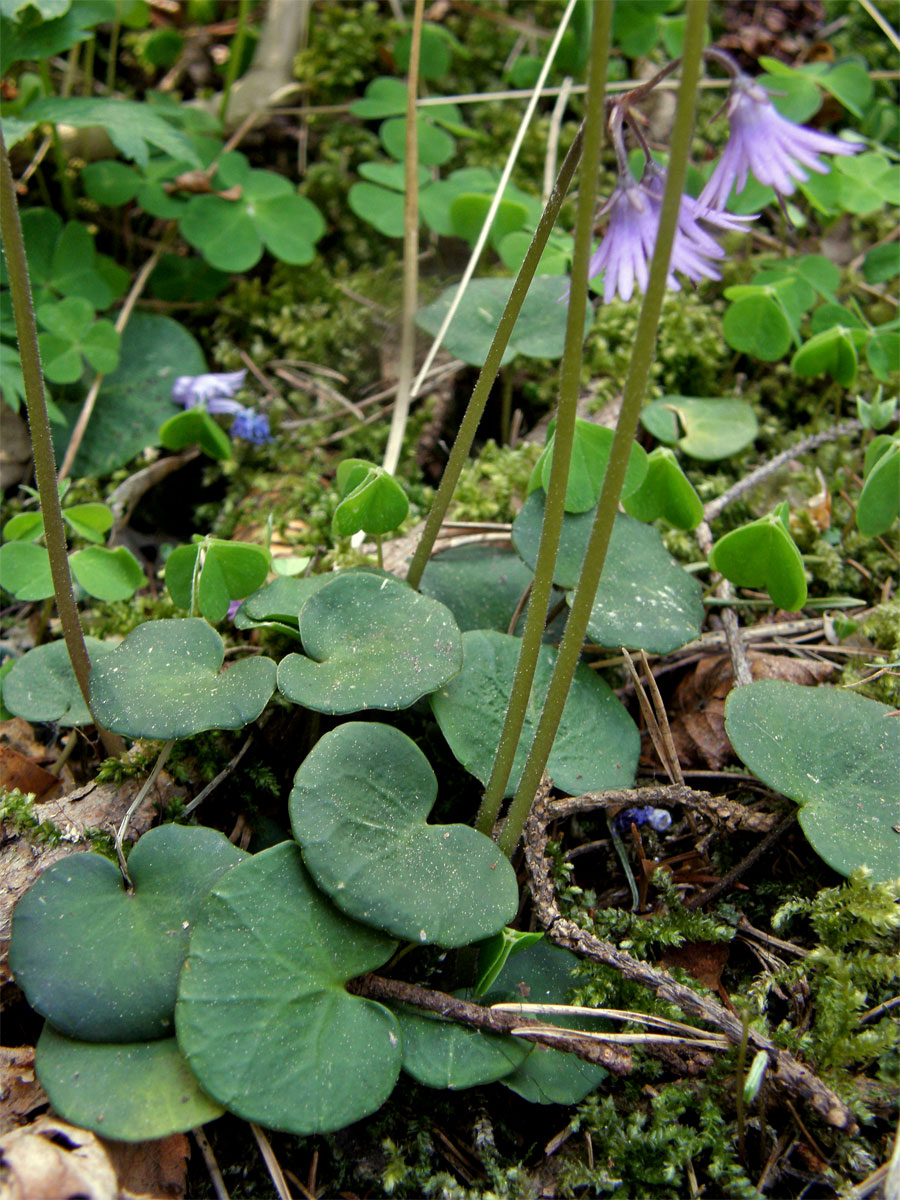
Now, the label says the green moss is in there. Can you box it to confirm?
[0,788,63,845]
[293,2,392,106]
[448,440,541,523]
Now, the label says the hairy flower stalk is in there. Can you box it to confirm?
[699,72,863,209]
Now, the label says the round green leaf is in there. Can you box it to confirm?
[709,509,808,611]
[357,161,432,191]
[176,841,401,1134]
[165,540,271,622]
[394,1004,529,1089]
[180,195,263,272]
[332,468,409,537]
[36,1028,223,1142]
[37,332,85,384]
[350,76,408,119]
[1,637,116,726]
[290,722,519,946]
[723,292,794,361]
[535,420,648,513]
[791,325,859,387]
[725,681,900,882]
[159,409,233,461]
[394,23,454,80]
[512,492,704,653]
[79,318,121,375]
[69,545,145,601]
[62,502,113,542]
[89,618,276,738]
[348,181,405,237]
[623,447,703,529]
[235,569,386,637]
[2,511,44,541]
[416,276,588,368]
[0,540,54,600]
[419,543,538,634]
[255,192,325,265]
[449,194,529,250]
[857,441,900,537]
[277,573,462,714]
[641,397,759,461]
[430,630,639,799]
[380,116,455,166]
[490,940,607,1105]
[10,825,246,1042]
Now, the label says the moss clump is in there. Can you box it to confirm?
[448,440,541,524]
[0,789,63,845]
[838,600,900,707]
[293,1,392,106]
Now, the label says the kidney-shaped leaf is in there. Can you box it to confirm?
[69,545,145,602]
[512,492,704,653]
[90,618,276,738]
[36,1027,223,1142]
[176,841,401,1134]
[10,825,246,1042]
[419,543,538,635]
[290,722,519,947]
[2,637,117,726]
[277,573,462,714]
[394,1003,529,1090]
[532,421,648,514]
[430,631,639,799]
[641,396,759,461]
[726,681,900,882]
[622,446,703,530]
[709,507,807,611]
[165,539,270,623]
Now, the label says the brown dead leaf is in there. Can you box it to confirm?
[670,652,835,770]
[102,1134,189,1200]
[0,1116,118,1200]
[659,941,731,991]
[0,746,61,803]
[0,1048,47,1135]
[1,754,186,997]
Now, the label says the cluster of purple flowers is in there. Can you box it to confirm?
[171,369,273,445]
[590,68,862,304]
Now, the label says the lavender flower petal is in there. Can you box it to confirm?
[230,407,272,445]
[172,369,248,410]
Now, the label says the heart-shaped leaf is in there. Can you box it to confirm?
[623,447,703,529]
[641,397,759,461]
[176,841,401,1134]
[277,573,462,714]
[430,631,639,799]
[726,681,900,882]
[394,1003,529,1090]
[69,546,145,602]
[290,722,519,947]
[489,940,607,1105]
[165,539,271,622]
[531,420,648,513]
[10,825,246,1042]
[791,325,859,387]
[89,618,276,738]
[158,409,232,461]
[857,439,900,537]
[512,492,704,653]
[419,544,547,635]
[722,290,794,361]
[0,541,54,600]
[474,928,545,999]
[709,505,807,611]
[2,637,117,726]
[35,1027,224,1142]
[62,502,113,542]
[332,465,409,537]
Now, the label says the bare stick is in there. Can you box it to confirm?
[249,1123,292,1200]
[193,1127,230,1200]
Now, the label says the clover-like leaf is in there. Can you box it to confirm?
[726,681,900,882]
[530,420,648,514]
[623,447,703,529]
[709,504,807,611]
[69,545,145,602]
[36,296,120,383]
[332,464,409,537]
[290,722,519,946]
[430,631,639,799]
[394,1004,529,1090]
[17,208,128,309]
[159,409,232,461]
[641,396,759,461]
[857,438,900,537]
[36,1028,224,1142]
[89,618,276,738]
[722,290,794,361]
[512,492,704,653]
[10,825,246,1042]
[62,502,113,543]
[791,325,860,387]
[0,540,53,601]
[165,539,271,623]
[2,636,116,726]
[489,940,607,1105]
[176,841,401,1134]
[277,573,462,714]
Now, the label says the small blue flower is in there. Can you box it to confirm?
[230,408,272,445]
[172,370,248,412]
[613,805,673,834]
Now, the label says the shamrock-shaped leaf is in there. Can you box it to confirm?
[36,1028,224,1142]
[791,325,860,387]
[16,208,128,310]
[176,842,401,1134]
[709,504,807,611]
[529,420,648,513]
[62,502,113,542]
[10,825,246,1041]
[36,296,120,383]
[2,636,116,726]
[641,397,759,461]
[333,459,409,537]
[394,1004,529,1090]
[277,573,462,714]
[622,447,703,529]
[89,618,276,738]
[726,681,900,882]
[69,545,145,602]
[159,409,232,461]
[165,538,271,623]
[430,631,639,799]
[180,152,325,272]
[857,436,900,537]
[290,722,519,946]
[722,289,795,361]
[0,541,53,601]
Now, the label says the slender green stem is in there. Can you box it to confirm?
[37,62,74,218]
[498,0,711,858]
[0,128,123,758]
[219,0,252,125]
[474,1,612,837]
[405,125,585,590]
[105,0,121,93]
